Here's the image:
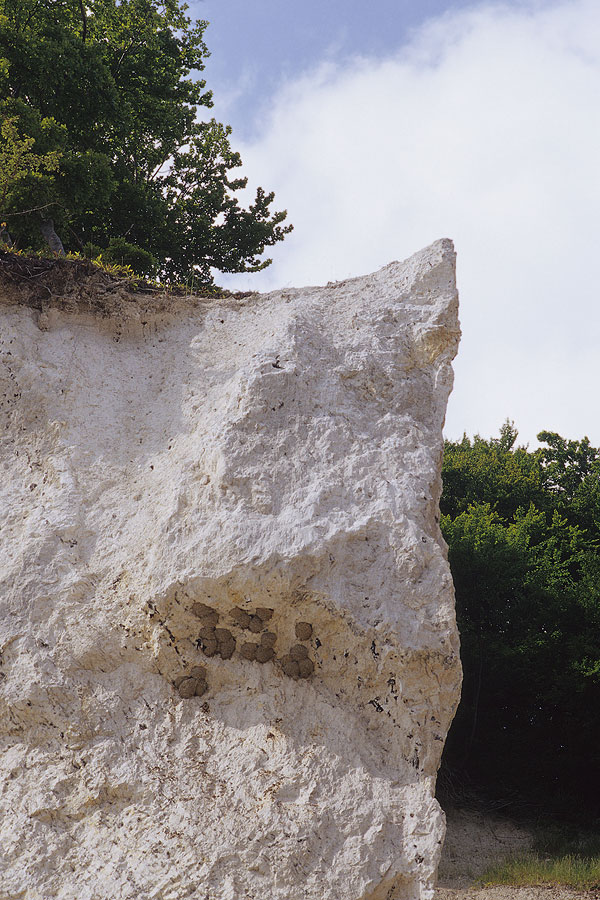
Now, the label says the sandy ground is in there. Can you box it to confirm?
[434,807,600,900]
[435,888,599,900]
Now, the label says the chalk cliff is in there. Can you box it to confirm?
[0,239,461,900]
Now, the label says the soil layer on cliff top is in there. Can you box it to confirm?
[0,251,252,318]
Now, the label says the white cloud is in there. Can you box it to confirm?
[217,0,600,446]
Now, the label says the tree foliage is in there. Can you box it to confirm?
[0,0,292,281]
[0,115,63,218]
[440,423,600,819]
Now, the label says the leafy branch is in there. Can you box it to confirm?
[0,116,63,220]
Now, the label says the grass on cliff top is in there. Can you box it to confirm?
[0,247,235,298]
[481,829,600,890]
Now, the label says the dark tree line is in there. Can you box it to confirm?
[440,423,600,820]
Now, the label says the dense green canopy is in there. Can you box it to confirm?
[440,423,600,819]
[0,0,292,281]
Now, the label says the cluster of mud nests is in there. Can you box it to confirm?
[174,602,315,700]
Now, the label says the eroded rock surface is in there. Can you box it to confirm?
[0,239,461,900]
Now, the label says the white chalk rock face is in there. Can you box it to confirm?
[0,239,461,900]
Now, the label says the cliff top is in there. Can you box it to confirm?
[0,251,254,319]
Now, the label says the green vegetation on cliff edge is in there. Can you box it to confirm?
[0,0,292,283]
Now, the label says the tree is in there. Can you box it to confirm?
[0,116,63,236]
[0,0,292,281]
[440,425,600,819]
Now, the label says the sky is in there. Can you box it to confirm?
[189,0,600,448]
